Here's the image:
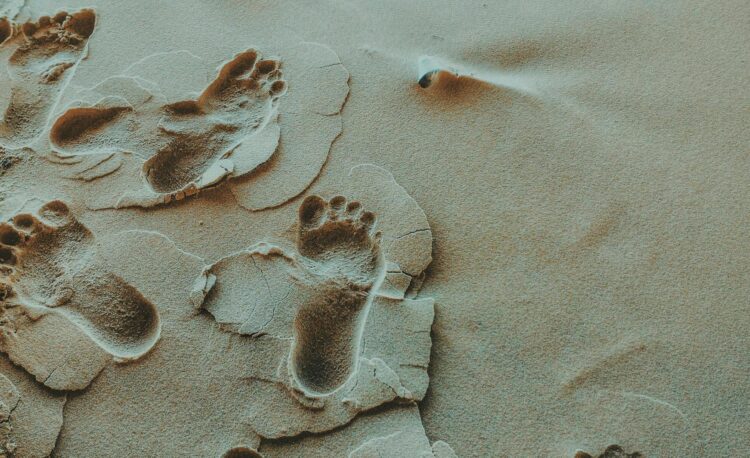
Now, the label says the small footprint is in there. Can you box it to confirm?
[0,200,160,361]
[290,195,384,394]
[0,10,96,148]
[50,48,287,199]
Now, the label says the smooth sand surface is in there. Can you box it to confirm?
[0,0,748,456]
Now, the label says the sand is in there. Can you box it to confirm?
[0,0,748,456]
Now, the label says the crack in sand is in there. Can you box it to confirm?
[390,228,431,240]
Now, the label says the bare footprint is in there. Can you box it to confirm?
[290,195,384,394]
[50,48,287,199]
[0,200,160,360]
[0,10,96,148]
[193,184,434,436]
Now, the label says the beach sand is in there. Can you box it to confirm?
[0,0,748,456]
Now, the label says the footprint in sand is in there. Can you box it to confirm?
[199,194,385,394]
[49,49,287,203]
[290,195,384,394]
[0,10,96,149]
[0,200,160,363]
[192,165,435,438]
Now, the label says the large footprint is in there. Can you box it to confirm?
[0,200,160,371]
[291,195,384,394]
[198,195,384,395]
[49,49,286,204]
[0,10,95,148]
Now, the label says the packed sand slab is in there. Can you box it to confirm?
[52,229,264,455]
[0,355,65,457]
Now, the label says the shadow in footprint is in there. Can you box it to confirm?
[0,18,11,45]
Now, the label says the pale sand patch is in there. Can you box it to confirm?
[0,1,24,20]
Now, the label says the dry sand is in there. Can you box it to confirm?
[0,0,748,456]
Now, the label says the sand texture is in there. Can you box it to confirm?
[0,0,748,456]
